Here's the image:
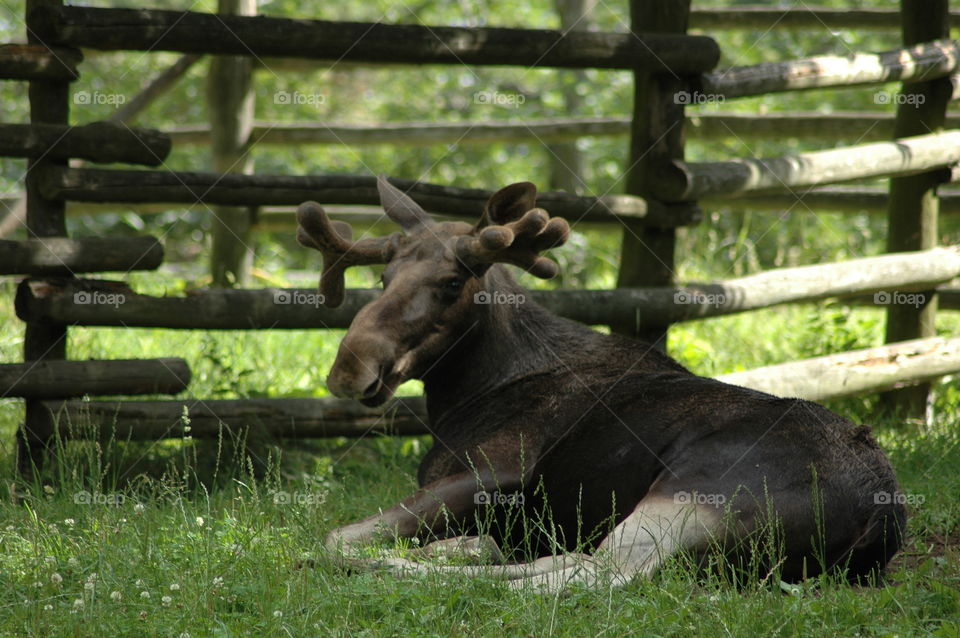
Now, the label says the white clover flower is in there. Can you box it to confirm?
[135,578,145,587]
[50,573,63,585]
[134,503,145,513]
[32,581,42,588]
[43,485,54,494]
[140,590,150,599]
[67,557,78,568]
[84,582,95,592]
[43,604,53,611]
[64,518,75,527]
[110,590,122,602]
[212,576,224,587]
[195,516,205,527]
[161,595,172,606]
[73,598,84,610]
[273,610,283,618]
[169,583,180,591]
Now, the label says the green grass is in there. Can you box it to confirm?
[1,267,959,636]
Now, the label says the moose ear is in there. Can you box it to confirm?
[482,182,537,227]
[377,174,432,232]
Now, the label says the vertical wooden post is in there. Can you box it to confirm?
[208,0,256,287]
[19,0,70,477]
[611,1,689,347]
[547,0,593,194]
[881,0,952,420]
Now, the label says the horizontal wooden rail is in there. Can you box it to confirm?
[34,396,429,440]
[8,187,959,220]
[37,168,699,227]
[168,117,632,147]
[688,7,960,31]
[0,122,170,165]
[0,43,81,81]
[699,39,960,99]
[0,236,163,275]
[32,5,720,73]
[656,131,960,201]
[0,358,190,399]
[716,337,960,401]
[705,186,960,215]
[15,248,960,329]
[55,200,444,227]
[164,113,960,147]
[249,195,960,229]
[685,112,960,142]
[33,336,960,439]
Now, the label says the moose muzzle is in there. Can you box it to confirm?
[326,329,400,406]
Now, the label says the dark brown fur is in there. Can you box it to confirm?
[316,180,906,583]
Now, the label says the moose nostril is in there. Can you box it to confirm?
[362,377,381,399]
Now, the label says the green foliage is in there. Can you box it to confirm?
[0,404,958,636]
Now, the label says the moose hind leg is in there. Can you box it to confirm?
[509,495,723,593]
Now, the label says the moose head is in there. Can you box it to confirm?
[297,175,570,406]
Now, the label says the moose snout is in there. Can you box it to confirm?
[326,334,396,401]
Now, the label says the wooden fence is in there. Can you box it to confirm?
[2,0,960,474]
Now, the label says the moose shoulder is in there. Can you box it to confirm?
[298,176,905,592]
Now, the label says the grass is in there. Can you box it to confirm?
[1,263,959,636]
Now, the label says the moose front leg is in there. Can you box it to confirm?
[325,469,520,555]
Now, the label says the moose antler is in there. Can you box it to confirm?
[456,207,570,279]
[296,201,393,307]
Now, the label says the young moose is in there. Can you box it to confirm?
[298,176,905,591]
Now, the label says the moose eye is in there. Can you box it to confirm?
[440,278,464,296]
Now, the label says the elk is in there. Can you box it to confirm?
[297,176,906,592]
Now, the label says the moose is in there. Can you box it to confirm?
[297,176,906,592]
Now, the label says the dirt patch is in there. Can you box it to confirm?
[886,531,960,575]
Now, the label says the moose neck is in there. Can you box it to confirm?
[420,265,597,421]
